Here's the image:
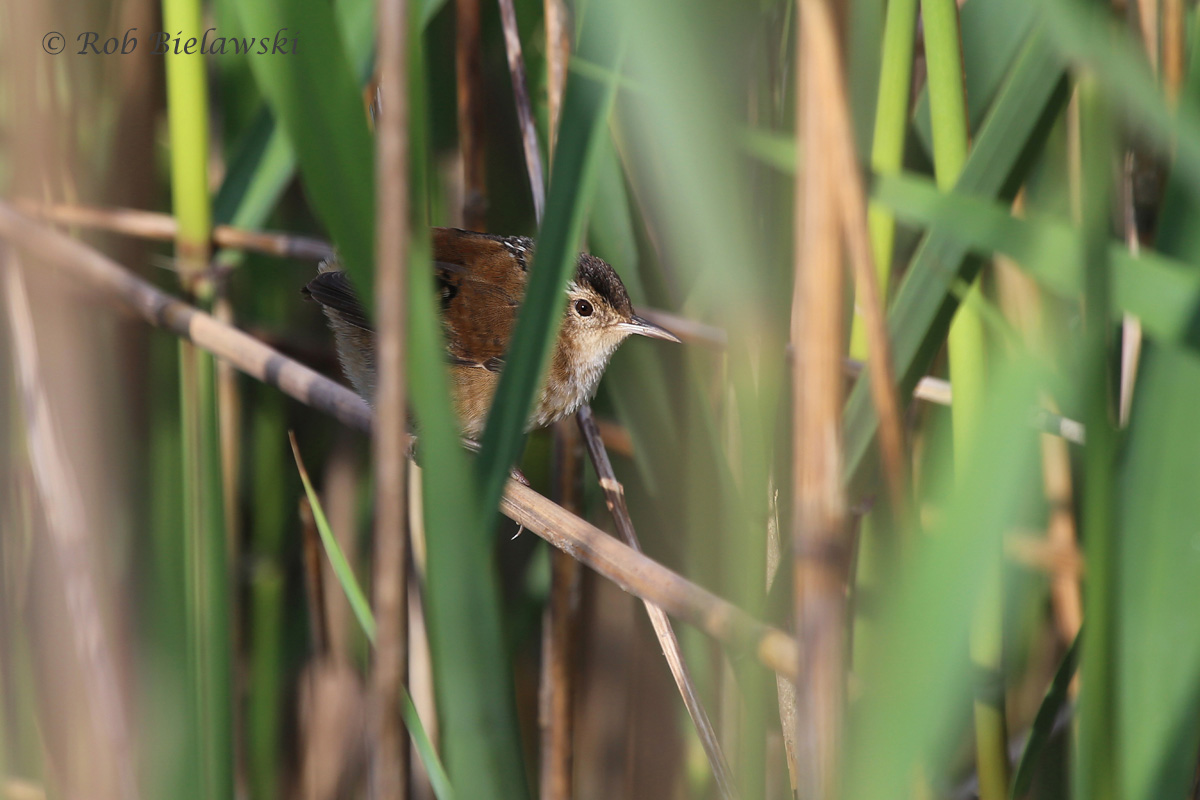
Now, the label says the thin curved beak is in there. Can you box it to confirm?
[622,315,682,343]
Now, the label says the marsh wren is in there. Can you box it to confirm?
[303,227,680,437]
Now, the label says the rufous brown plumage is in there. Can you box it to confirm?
[303,227,679,437]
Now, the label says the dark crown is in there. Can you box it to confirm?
[576,253,633,317]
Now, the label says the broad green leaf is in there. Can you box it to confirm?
[1116,345,1200,800]
[232,0,375,293]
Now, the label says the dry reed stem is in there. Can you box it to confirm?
[3,258,140,800]
[0,202,801,680]
[793,2,851,796]
[804,0,908,515]
[371,0,411,793]
[1163,0,1185,102]
[455,0,488,230]
[19,200,336,262]
[299,497,332,658]
[1041,432,1084,640]
[1134,0,1158,71]
[545,0,571,157]
[540,420,583,800]
[577,407,739,800]
[214,296,242,563]
[496,0,546,220]
[1003,531,1085,580]
[538,17,579,799]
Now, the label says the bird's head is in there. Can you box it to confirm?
[556,253,680,372]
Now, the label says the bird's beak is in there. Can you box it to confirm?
[622,315,682,343]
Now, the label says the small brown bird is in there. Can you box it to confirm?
[303,227,680,437]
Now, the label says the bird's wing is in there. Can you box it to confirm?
[432,227,530,371]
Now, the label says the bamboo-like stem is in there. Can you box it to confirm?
[577,407,739,800]
[849,0,918,360]
[3,260,141,800]
[0,201,801,681]
[922,0,1009,796]
[455,0,488,230]
[793,3,850,796]
[371,0,411,794]
[496,0,546,220]
[160,0,232,791]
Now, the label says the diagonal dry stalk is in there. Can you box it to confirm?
[370,0,411,794]
[0,202,801,682]
[496,0,546,220]
[577,407,739,800]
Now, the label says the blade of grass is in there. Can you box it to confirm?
[289,432,454,800]
[473,11,625,521]
[1073,75,1119,800]
[404,21,530,795]
[1010,630,1080,799]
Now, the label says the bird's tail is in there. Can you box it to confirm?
[302,263,377,403]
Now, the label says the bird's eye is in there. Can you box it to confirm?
[574,298,594,317]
